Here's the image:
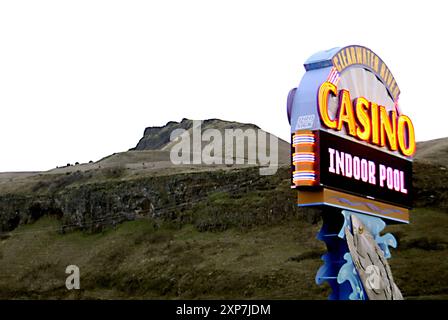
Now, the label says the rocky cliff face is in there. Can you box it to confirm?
[133,119,194,150]
[133,118,263,151]
[0,166,314,234]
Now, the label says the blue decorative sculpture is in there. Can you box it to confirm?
[316,210,398,300]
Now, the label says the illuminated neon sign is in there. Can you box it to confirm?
[288,45,414,223]
[317,81,415,156]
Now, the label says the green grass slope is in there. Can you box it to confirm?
[1,207,447,299]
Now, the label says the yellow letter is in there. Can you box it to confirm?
[355,97,371,141]
[355,46,363,64]
[398,115,416,156]
[337,89,357,136]
[333,56,342,72]
[379,106,398,151]
[318,81,338,129]
[350,47,357,65]
[371,102,380,145]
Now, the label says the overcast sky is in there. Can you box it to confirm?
[0,0,446,172]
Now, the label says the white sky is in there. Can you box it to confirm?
[0,0,446,172]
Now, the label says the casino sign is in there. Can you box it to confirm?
[287,45,415,223]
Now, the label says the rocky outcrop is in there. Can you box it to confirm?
[133,119,194,150]
[133,118,262,151]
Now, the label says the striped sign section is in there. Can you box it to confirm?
[291,130,318,187]
[293,152,315,164]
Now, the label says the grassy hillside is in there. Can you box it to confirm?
[1,125,448,299]
[1,206,447,299]
[415,137,448,166]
